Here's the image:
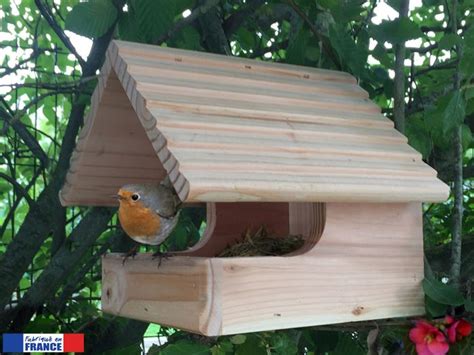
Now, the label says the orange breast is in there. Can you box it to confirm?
[118,202,161,238]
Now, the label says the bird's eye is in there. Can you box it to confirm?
[131,193,140,201]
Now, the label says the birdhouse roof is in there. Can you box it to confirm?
[59,40,449,206]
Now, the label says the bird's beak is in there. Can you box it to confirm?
[112,194,124,201]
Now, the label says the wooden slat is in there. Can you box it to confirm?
[163,132,420,160]
[72,150,434,176]
[150,108,406,142]
[156,122,414,154]
[113,40,356,84]
[145,96,392,130]
[135,80,378,115]
[124,60,368,99]
[138,89,386,126]
[177,161,435,178]
[184,178,448,203]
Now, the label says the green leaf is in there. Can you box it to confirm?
[174,26,202,51]
[230,335,247,345]
[465,299,474,312]
[372,18,423,44]
[372,43,393,68]
[286,28,310,65]
[442,91,466,132]
[103,343,142,355]
[425,295,448,317]
[422,278,465,306]
[460,27,474,76]
[431,91,466,140]
[24,316,59,333]
[270,332,298,355]
[329,24,367,77]
[132,0,193,43]
[461,124,473,149]
[333,332,365,355]
[319,0,363,22]
[438,33,462,50]
[235,335,266,355]
[65,0,118,39]
[236,28,256,49]
[161,340,210,355]
[406,116,433,159]
[118,11,145,42]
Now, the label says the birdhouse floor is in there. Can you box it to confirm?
[101,202,424,336]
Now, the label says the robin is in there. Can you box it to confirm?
[116,178,182,264]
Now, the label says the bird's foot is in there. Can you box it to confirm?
[122,245,138,265]
[152,250,172,267]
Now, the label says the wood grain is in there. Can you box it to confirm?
[101,202,424,335]
[60,40,449,206]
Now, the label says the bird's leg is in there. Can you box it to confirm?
[152,249,172,267]
[122,245,139,265]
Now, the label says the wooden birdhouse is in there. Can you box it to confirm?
[60,40,449,336]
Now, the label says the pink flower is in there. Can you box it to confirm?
[409,320,449,355]
[446,318,472,343]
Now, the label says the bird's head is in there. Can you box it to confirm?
[116,184,170,208]
[116,184,147,208]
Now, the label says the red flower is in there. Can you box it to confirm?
[446,319,472,343]
[409,320,449,355]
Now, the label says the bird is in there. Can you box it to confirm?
[116,178,182,264]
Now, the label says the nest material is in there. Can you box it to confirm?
[217,226,305,257]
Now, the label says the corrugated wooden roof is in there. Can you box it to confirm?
[59,40,449,206]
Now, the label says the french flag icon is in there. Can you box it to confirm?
[3,333,84,353]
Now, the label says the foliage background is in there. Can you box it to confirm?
[0,0,473,353]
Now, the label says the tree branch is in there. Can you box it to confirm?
[285,0,341,69]
[393,0,409,134]
[34,0,87,69]
[0,169,42,239]
[0,172,35,208]
[48,233,125,313]
[414,59,458,77]
[153,0,220,45]
[0,104,50,168]
[0,49,45,78]
[197,0,231,55]
[0,23,116,314]
[3,207,114,332]
[4,90,78,137]
[449,0,464,288]
[223,0,266,37]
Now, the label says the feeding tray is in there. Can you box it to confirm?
[60,40,449,335]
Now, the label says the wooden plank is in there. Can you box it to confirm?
[216,202,424,334]
[139,87,381,118]
[185,178,449,203]
[168,148,435,175]
[101,202,424,335]
[177,161,435,179]
[102,255,219,334]
[135,81,378,114]
[164,134,420,160]
[150,108,406,142]
[157,124,417,155]
[124,60,368,99]
[146,98,392,130]
[113,40,356,84]
[179,170,444,186]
